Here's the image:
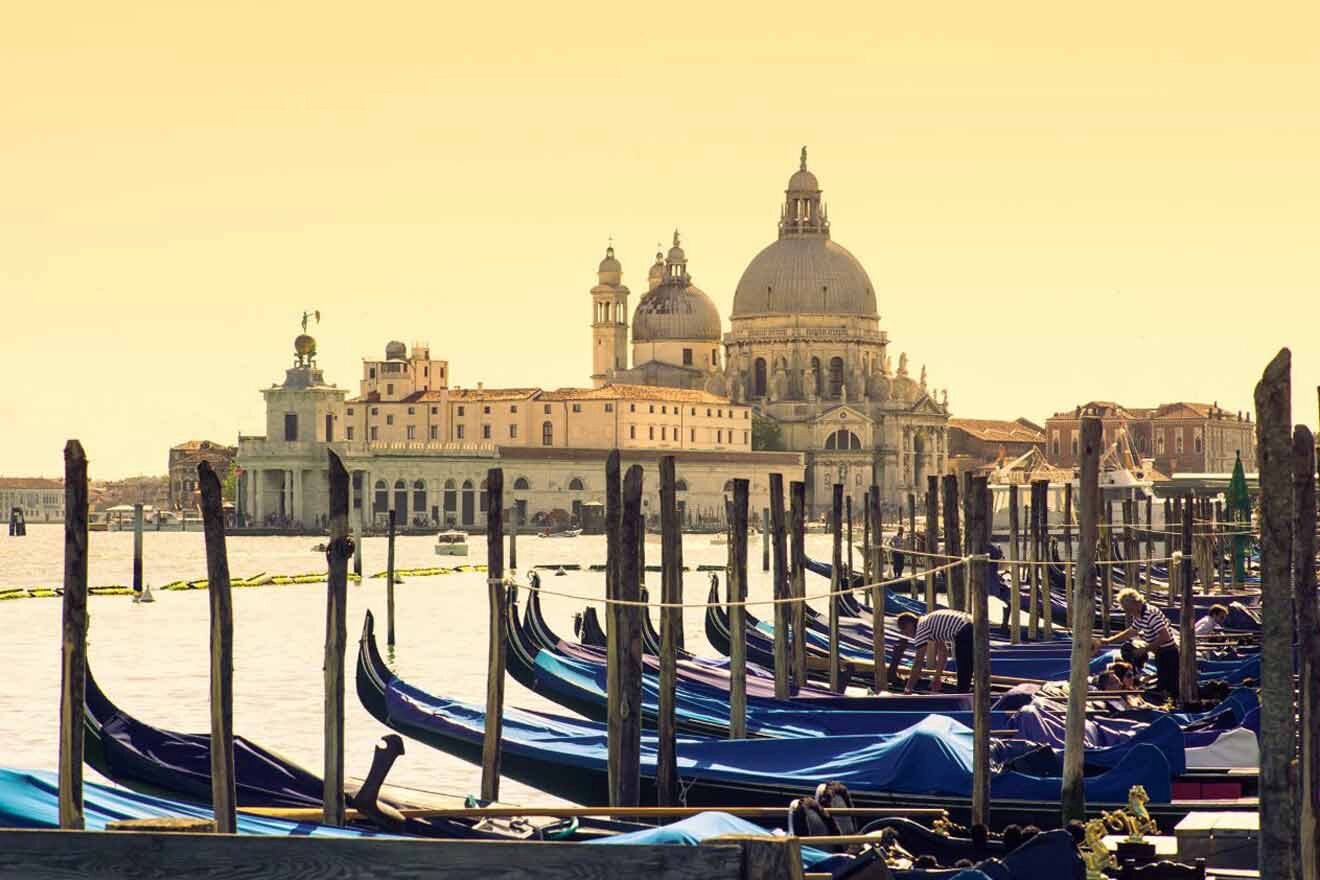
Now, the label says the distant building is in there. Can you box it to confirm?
[947,417,1046,476]
[168,440,237,509]
[1045,401,1254,475]
[236,333,799,529]
[0,477,65,523]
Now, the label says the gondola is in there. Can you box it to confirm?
[357,609,1221,828]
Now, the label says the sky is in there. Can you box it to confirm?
[1,2,1317,479]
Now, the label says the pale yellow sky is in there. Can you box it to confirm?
[2,2,1316,478]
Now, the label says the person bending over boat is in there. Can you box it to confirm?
[898,609,974,694]
[1194,604,1229,638]
[1095,588,1180,699]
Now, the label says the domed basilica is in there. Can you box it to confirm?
[592,149,950,512]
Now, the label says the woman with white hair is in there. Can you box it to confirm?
[1095,587,1180,699]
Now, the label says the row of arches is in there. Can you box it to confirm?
[751,356,845,399]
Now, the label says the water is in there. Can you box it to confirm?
[0,524,841,806]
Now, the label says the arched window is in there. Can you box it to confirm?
[723,480,734,493]
[542,421,553,446]
[392,479,408,517]
[443,479,456,514]
[753,358,767,398]
[568,477,585,491]
[811,357,822,397]
[412,479,427,513]
[828,357,844,398]
[374,479,388,514]
[825,429,861,450]
[479,478,488,513]
[462,479,474,489]
[513,477,530,491]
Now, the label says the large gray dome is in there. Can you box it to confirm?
[632,282,722,342]
[731,237,877,318]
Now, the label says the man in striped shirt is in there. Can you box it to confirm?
[898,608,974,694]
[1096,587,1180,698]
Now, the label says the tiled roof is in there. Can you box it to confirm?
[170,439,231,452]
[446,387,540,401]
[0,477,63,489]
[540,384,735,404]
[949,418,1045,444]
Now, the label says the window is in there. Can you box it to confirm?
[824,429,861,450]
[717,430,723,444]
[690,429,695,442]
[1194,431,1203,453]
[1052,431,1061,458]
[346,427,355,441]
[682,348,693,366]
[407,406,415,415]
[690,408,696,416]
[369,367,376,380]
[457,406,465,416]
[413,480,427,513]
[828,357,844,398]
[707,408,712,417]
[511,405,518,413]
[283,413,298,441]
[386,414,394,426]
[457,425,465,440]
[629,403,636,412]
[661,406,667,414]
[630,425,636,439]
[753,358,767,397]
[406,425,416,440]
[544,404,552,414]
[1156,433,1165,454]
[1175,432,1184,454]
[743,410,748,419]
[660,427,666,440]
[542,422,553,446]
[347,407,355,416]
[711,348,718,365]
[509,424,518,439]
[717,409,723,418]
[483,405,491,414]
[431,406,438,415]
[569,477,584,490]
[604,402,613,412]
[513,477,530,491]
[572,403,582,413]
[482,424,491,439]
[743,431,748,443]
[649,404,655,413]
[430,425,438,440]
[649,426,655,440]
[370,426,379,441]
[387,383,394,395]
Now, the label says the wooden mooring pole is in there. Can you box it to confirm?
[59,440,89,830]
[386,508,397,649]
[769,474,790,700]
[845,495,854,585]
[508,506,518,572]
[481,467,506,803]
[1027,485,1039,641]
[656,456,681,805]
[132,502,144,595]
[322,450,351,826]
[925,476,939,611]
[942,474,963,610]
[1008,483,1020,642]
[862,492,872,584]
[611,463,644,806]
[198,462,236,834]
[1038,480,1053,640]
[1101,500,1113,639]
[1294,424,1319,880]
[1063,482,1074,631]
[729,480,750,738]
[907,492,917,601]
[869,483,884,694]
[1062,416,1101,823]
[970,475,991,828]
[1123,498,1137,595]
[829,483,844,693]
[1144,495,1153,592]
[1255,349,1295,880]
[789,481,807,689]
[1179,497,1199,705]
[761,508,770,572]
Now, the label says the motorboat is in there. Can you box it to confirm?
[433,529,469,556]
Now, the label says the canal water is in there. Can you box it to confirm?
[1,524,850,806]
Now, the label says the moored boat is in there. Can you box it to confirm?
[433,529,469,556]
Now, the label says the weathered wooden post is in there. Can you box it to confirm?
[862,492,872,583]
[386,508,397,649]
[729,482,750,738]
[59,440,89,830]
[352,515,363,578]
[1179,496,1199,705]
[198,462,236,834]
[829,483,844,692]
[611,464,644,806]
[789,480,807,688]
[508,505,518,572]
[1294,425,1319,880]
[1027,484,1040,641]
[1101,500,1113,639]
[970,476,991,827]
[1255,348,1295,880]
[925,476,939,611]
[762,508,770,572]
[1144,496,1153,592]
[845,495,854,585]
[1039,481,1054,640]
[481,468,506,803]
[769,474,790,699]
[132,502,144,595]
[1123,498,1137,595]
[322,450,351,826]
[869,483,884,693]
[656,456,681,806]
[1007,483,1021,642]
[942,474,963,610]
[1168,498,1180,605]
[1063,482,1074,630]
[1062,417,1101,823]
[907,492,917,600]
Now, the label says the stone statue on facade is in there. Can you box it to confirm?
[770,364,789,402]
[920,365,927,389]
[897,352,909,377]
[804,364,818,401]
[941,388,949,408]
[882,352,893,376]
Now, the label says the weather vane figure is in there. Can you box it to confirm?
[301,309,321,333]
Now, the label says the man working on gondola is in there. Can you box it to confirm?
[1095,587,1180,699]
[897,609,974,693]
[889,526,906,577]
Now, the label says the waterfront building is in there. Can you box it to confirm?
[593,149,952,514]
[167,440,236,509]
[236,335,800,530]
[0,477,64,523]
[946,418,1047,478]
[1045,401,1255,476]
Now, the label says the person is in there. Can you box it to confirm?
[897,609,974,693]
[1096,587,1180,699]
[1194,603,1229,638]
[890,527,906,577]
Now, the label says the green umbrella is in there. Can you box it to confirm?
[1225,450,1251,583]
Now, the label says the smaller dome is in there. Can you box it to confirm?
[385,340,407,360]
[294,334,316,358]
[598,245,621,274]
[788,168,819,192]
[632,283,722,342]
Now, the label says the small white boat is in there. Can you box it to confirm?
[537,528,582,538]
[433,529,470,556]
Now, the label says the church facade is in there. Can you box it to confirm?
[593,149,950,514]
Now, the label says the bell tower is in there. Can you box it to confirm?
[590,243,629,388]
